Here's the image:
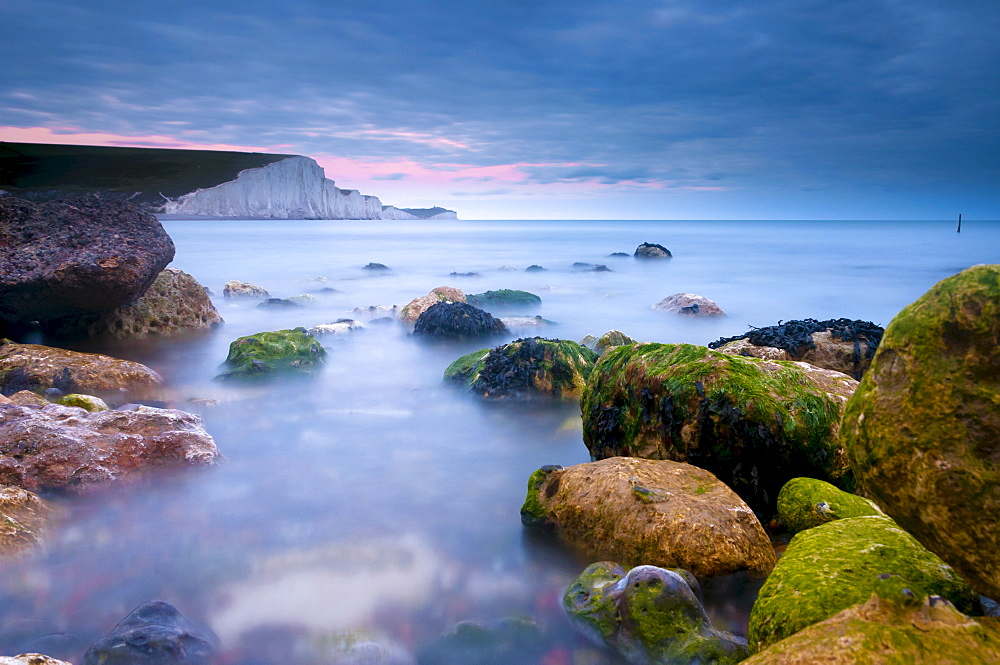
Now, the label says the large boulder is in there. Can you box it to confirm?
[0,340,162,406]
[653,293,726,317]
[0,403,221,492]
[83,600,218,665]
[743,582,1000,664]
[216,328,326,380]
[0,196,175,323]
[0,486,52,558]
[398,286,465,324]
[710,318,884,379]
[777,477,884,535]
[521,457,776,577]
[564,562,747,665]
[841,265,1000,600]
[412,302,507,341]
[581,343,858,515]
[444,337,598,400]
[747,516,980,653]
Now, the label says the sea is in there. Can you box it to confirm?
[1,218,997,664]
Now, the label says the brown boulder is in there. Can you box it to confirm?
[0,403,220,492]
[718,331,875,379]
[521,457,776,577]
[0,486,52,558]
[399,286,465,324]
[0,196,175,323]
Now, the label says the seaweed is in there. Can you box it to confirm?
[708,318,884,362]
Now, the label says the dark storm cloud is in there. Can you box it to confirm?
[2,0,998,201]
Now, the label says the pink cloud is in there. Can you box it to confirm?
[0,126,286,154]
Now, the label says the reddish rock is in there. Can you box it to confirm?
[399,286,465,324]
[0,403,220,492]
[1,485,52,558]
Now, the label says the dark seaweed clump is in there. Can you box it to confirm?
[708,318,884,360]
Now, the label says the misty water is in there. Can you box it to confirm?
[2,219,998,664]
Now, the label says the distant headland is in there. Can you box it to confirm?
[0,142,458,220]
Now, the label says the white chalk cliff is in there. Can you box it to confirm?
[161,156,455,220]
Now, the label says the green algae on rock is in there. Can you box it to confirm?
[521,457,776,577]
[56,393,110,412]
[217,328,326,380]
[564,561,748,665]
[777,477,885,534]
[841,264,1000,601]
[465,289,541,311]
[742,585,1000,664]
[581,329,638,356]
[581,342,858,516]
[445,337,598,400]
[747,515,981,653]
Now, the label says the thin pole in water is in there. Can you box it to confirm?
[957,213,962,233]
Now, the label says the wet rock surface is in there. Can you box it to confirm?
[653,293,726,317]
[521,457,776,577]
[83,600,217,665]
[412,302,507,341]
[216,328,326,380]
[564,562,747,665]
[581,343,858,516]
[0,403,221,492]
[0,196,175,323]
[398,286,465,324]
[842,264,1000,600]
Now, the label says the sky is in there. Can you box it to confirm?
[2,0,998,220]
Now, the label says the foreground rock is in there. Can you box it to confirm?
[0,486,52,558]
[83,600,218,665]
[743,582,1000,664]
[522,457,776,577]
[564,562,747,665]
[412,302,507,341]
[842,265,1000,600]
[0,196,175,323]
[216,328,326,380]
[710,318,884,379]
[398,286,465,324]
[581,343,858,515]
[748,516,980,653]
[0,403,220,492]
[445,337,597,400]
[634,242,672,259]
[465,289,541,311]
[777,477,884,534]
[0,340,162,406]
[653,293,726,317]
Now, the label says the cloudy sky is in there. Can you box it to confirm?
[2,0,998,219]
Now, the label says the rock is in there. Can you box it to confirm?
[634,242,672,259]
[608,252,631,258]
[710,318,884,380]
[412,302,507,341]
[742,587,1000,665]
[216,328,326,380]
[0,655,73,665]
[572,262,611,272]
[42,267,223,340]
[465,290,541,311]
[581,343,858,516]
[326,635,415,665]
[841,265,1000,600]
[308,319,365,336]
[0,403,220,492]
[83,600,218,665]
[56,393,110,412]
[415,617,542,665]
[0,486,52,558]
[286,294,317,305]
[582,330,637,356]
[499,315,554,330]
[363,262,391,272]
[0,196,175,323]
[747,516,981,653]
[398,286,465,324]
[256,297,301,309]
[521,457,776,577]
[653,293,726,317]
[564,562,748,665]
[525,265,547,272]
[777,477,884,534]
[222,280,269,299]
[0,340,162,406]
[7,391,46,407]
[445,337,598,400]
[352,305,401,320]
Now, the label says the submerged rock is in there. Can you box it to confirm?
[362,262,391,272]
[841,265,1000,600]
[256,297,302,309]
[521,457,776,577]
[445,337,597,400]
[83,600,218,665]
[416,617,542,665]
[412,302,507,341]
[747,516,981,653]
[223,280,269,299]
[0,486,52,558]
[0,196,175,323]
[571,262,611,272]
[634,242,672,259]
[653,293,726,317]
[216,328,326,379]
[465,289,541,311]
[308,319,365,336]
[564,562,747,665]
[398,286,466,324]
[581,343,858,515]
[0,403,220,492]
[777,477,884,534]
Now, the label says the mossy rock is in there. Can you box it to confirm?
[57,393,110,412]
[743,587,1000,664]
[747,516,981,653]
[564,562,747,665]
[841,264,1000,600]
[581,329,637,356]
[445,337,598,399]
[466,289,541,311]
[777,477,885,534]
[581,342,858,516]
[216,327,326,379]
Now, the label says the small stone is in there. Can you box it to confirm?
[223,280,269,299]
